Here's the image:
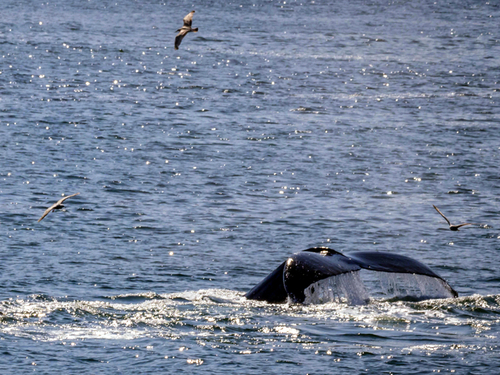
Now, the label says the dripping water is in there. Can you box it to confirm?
[303,271,455,305]
[303,271,370,305]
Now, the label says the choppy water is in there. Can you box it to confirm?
[1,0,499,373]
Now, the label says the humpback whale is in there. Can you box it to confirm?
[245,247,457,304]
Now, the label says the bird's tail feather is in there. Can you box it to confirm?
[192,28,199,32]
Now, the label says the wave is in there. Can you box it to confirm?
[1,290,499,342]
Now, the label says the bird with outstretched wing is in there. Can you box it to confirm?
[38,193,80,222]
[175,11,198,50]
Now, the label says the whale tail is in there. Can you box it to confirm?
[246,248,457,304]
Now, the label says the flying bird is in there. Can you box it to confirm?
[175,10,198,50]
[38,193,80,222]
[433,204,477,231]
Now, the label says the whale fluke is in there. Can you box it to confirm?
[246,247,457,304]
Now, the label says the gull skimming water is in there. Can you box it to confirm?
[433,204,477,231]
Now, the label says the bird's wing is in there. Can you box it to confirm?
[183,11,194,27]
[57,192,80,205]
[175,30,188,50]
[433,205,451,226]
[455,223,475,229]
[38,205,56,222]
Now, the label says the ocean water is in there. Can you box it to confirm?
[1,0,499,373]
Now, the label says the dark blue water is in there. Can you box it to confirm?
[1,0,499,373]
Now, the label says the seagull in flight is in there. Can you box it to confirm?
[38,193,80,222]
[433,204,477,231]
[175,10,198,50]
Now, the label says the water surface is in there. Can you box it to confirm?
[1,0,499,373]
